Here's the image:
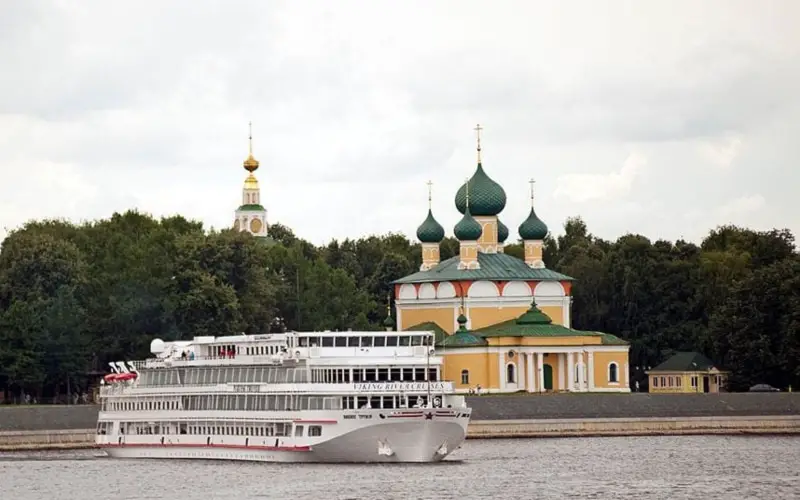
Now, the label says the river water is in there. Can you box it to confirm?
[1,436,798,499]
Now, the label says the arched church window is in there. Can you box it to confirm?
[461,370,469,385]
[506,363,516,384]
[608,362,619,383]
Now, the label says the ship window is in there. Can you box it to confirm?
[309,337,319,347]
[348,336,360,347]
[322,337,334,347]
[335,337,347,347]
[294,425,304,437]
[399,336,410,346]
[390,368,401,381]
[402,368,413,381]
[308,426,322,437]
[374,336,386,347]
[461,370,469,385]
[428,368,437,381]
[377,368,389,381]
[364,368,377,382]
[362,336,373,347]
[386,336,398,347]
[414,368,426,381]
[411,336,423,346]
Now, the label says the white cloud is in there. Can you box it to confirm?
[698,134,743,169]
[0,0,799,246]
[552,152,647,203]
[715,194,766,218]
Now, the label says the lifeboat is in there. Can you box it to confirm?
[103,372,138,383]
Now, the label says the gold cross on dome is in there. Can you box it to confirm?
[474,124,483,162]
[426,180,433,208]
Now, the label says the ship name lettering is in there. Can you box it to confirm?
[353,382,446,392]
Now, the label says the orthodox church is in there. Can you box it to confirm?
[392,126,630,393]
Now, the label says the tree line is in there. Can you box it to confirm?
[0,210,797,401]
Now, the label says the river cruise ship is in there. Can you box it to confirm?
[95,330,471,463]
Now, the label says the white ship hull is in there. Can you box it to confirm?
[97,329,472,464]
[97,409,470,463]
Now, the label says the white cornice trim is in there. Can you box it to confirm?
[396,296,565,308]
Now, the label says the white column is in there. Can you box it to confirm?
[588,351,595,391]
[526,353,535,393]
[559,353,566,391]
[577,357,585,392]
[537,353,545,392]
[497,351,505,392]
[566,352,575,392]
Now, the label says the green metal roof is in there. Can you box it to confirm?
[237,204,266,212]
[497,218,509,243]
[439,330,487,347]
[518,205,548,240]
[649,352,717,372]
[405,321,448,345]
[453,207,483,241]
[416,209,445,243]
[392,251,573,284]
[454,163,507,216]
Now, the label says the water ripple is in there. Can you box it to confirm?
[0,436,798,500]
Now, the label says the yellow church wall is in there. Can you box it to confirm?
[468,306,529,330]
[648,372,727,393]
[442,352,493,390]
[592,351,629,389]
[467,304,563,331]
[400,307,455,334]
[540,306,563,325]
[486,336,602,347]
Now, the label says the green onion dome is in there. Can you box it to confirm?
[416,209,445,243]
[454,207,483,241]
[454,164,507,216]
[518,206,548,240]
[497,218,509,243]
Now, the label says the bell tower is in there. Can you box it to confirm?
[234,122,268,237]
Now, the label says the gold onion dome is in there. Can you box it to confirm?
[243,154,259,172]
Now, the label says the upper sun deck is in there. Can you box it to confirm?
[134,330,438,370]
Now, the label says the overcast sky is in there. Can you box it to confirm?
[1,0,798,247]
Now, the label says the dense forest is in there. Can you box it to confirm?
[0,211,797,401]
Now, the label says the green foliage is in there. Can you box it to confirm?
[0,209,797,398]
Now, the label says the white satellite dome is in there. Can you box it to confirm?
[150,338,166,354]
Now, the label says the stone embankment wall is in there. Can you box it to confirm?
[0,404,100,431]
[466,393,800,420]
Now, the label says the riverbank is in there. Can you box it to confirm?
[3,393,799,432]
[3,415,800,451]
